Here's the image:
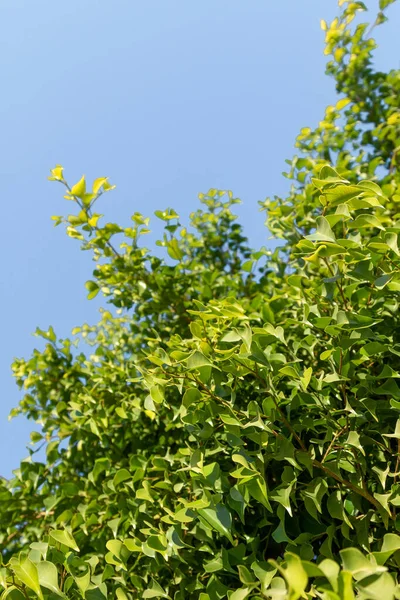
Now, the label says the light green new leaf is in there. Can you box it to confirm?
[166,239,183,261]
[382,419,400,439]
[48,164,64,181]
[113,468,132,487]
[345,431,365,456]
[142,578,170,598]
[187,351,213,369]
[269,552,308,599]
[338,571,355,600]
[37,561,66,597]
[92,177,108,195]
[229,588,250,600]
[339,548,380,578]
[85,280,100,300]
[116,588,129,600]
[385,232,400,255]
[355,571,396,600]
[74,567,91,595]
[348,214,385,230]
[9,556,43,600]
[50,529,79,552]
[372,533,400,565]
[306,216,336,242]
[70,175,86,198]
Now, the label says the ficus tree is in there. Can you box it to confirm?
[1,0,400,598]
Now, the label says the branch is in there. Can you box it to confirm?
[313,459,383,512]
[59,179,122,258]
[322,258,350,311]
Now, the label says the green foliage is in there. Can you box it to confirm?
[2,0,400,598]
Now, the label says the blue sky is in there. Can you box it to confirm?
[1,0,399,476]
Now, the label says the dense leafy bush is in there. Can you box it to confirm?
[2,1,400,598]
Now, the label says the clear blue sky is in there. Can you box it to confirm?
[1,1,398,477]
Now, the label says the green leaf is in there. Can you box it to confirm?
[270,483,293,516]
[380,0,396,9]
[49,529,79,552]
[166,238,183,261]
[306,216,336,242]
[237,566,256,585]
[70,175,86,198]
[85,280,100,300]
[73,567,91,595]
[29,542,48,559]
[340,548,378,577]
[37,561,66,597]
[187,351,213,369]
[315,165,343,181]
[30,431,43,443]
[150,385,164,404]
[9,556,43,600]
[345,431,365,456]
[348,214,385,230]
[0,587,26,599]
[301,366,312,390]
[246,477,272,511]
[251,561,277,589]
[278,365,299,379]
[124,538,142,552]
[204,555,224,573]
[382,419,400,439]
[269,552,308,598]
[372,533,400,565]
[197,505,234,543]
[106,539,124,559]
[48,164,64,181]
[229,588,250,600]
[113,468,131,487]
[322,184,362,206]
[92,177,108,194]
[318,558,340,590]
[147,535,167,554]
[338,570,355,600]
[142,578,170,598]
[374,273,393,289]
[385,232,400,255]
[356,572,396,600]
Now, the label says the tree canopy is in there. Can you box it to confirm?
[2,1,400,598]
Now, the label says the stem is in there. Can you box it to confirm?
[338,348,343,375]
[323,257,350,310]
[60,179,121,258]
[233,359,383,513]
[321,427,347,463]
[233,358,307,452]
[313,459,383,512]
[395,439,400,485]
[389,146,400,174]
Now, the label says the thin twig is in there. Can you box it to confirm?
[389,146,400,174]
[59,179,121,258]
[233,358,307,452]
[313,459,383,512]
[322,257,350,311]
[321,427,347,463]
[395,439,400,485]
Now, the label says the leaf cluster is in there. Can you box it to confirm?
[2,1,400,598]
